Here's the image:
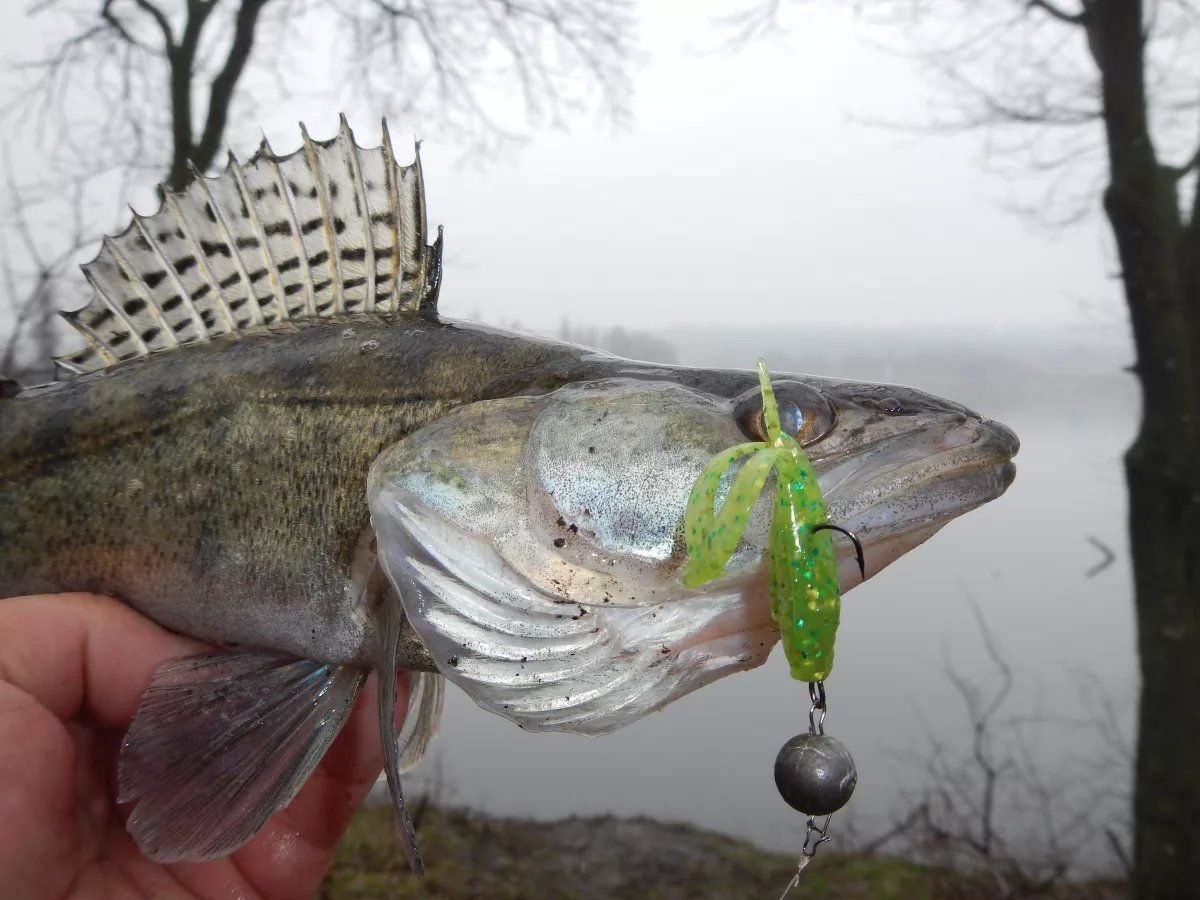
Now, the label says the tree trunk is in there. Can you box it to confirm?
[1091,2,1200,895]
[1127,445,1200,897]
[165,1,219,192]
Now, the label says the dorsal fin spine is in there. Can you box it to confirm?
[191,160,264,328]
[84,257,149,357]
[228,153,288,323]
[129,214,209,343]
[259,138,316,317]
[300,124,345,315]
[61,307,118,369]
[54,120,438,377]
[422,225,444,311]
[342,116,377,313]
[107,227,179,349]
[54,356,86,378]
[381,120,401,313]
[412,144,429,303]
[162,191,237,334]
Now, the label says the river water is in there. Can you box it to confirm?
[409,322,1140,876]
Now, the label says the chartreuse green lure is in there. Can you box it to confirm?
[681,360,841,682]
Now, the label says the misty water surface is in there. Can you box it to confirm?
[404,323,1138,874]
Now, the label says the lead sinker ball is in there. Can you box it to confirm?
[773,733,858,816]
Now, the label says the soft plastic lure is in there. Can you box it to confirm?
[681,360,847,682]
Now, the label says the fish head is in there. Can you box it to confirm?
[367,363,1018,735]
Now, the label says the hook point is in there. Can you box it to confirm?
[812,524,866,581]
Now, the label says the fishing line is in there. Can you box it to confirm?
[682,359,861,892]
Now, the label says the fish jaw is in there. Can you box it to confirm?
[818,411,1020,582]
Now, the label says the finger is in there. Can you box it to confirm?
[0,593,206,727]
[0,678,78,895]
[0,592,201,897]
[0,593,405,898]
[0,594,211,895]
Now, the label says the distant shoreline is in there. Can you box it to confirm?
[323,805,1130,899]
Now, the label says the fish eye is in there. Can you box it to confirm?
[733,381,835,446]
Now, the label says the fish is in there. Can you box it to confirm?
[0,117,1019,873]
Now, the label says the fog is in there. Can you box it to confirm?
[2,0,1138,877]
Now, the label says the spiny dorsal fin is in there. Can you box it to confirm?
[56,117,438,378]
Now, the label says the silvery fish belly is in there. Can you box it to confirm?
[369,373,1019,735]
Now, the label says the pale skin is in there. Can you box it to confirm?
[0,593,407,900]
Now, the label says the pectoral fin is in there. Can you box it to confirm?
[376,584,426,875]
[117,651,365,863]
[396,671,444,774]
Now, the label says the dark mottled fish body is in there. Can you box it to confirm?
[0,119,1019,873]
[0,314,580,666]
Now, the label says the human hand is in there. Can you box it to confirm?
[0,593,403,899]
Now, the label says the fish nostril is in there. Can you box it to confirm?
[950,400,982,419]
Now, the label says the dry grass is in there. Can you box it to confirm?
[321,806,1129,900]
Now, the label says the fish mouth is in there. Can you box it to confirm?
[660,419,1019,661]
[821,417,1019,579]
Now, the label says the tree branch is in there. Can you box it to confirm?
[1163,143,1200,182]
[346,0,631,156]
[880,609,1129,890]
[192,0,274,176]
[0,158,92,380]
[1026,0,1088,27]
[100,0,145,49]
[164,0,220,190]
[4,0,636,371]
[129,0,177,50]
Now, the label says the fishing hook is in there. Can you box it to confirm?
[811,524,866,581]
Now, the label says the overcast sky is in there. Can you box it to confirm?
[2,1,1122,339]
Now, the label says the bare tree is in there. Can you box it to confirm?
[0,0,635,377]
[872,610,1133,897]
[730,3,1199,895]
[14,0,634,187]
[0,159,101,381]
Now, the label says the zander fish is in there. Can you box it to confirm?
[0,118,1019,873]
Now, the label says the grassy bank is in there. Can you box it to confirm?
[321,806,1128,899]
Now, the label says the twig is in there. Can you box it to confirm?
[1085,535,1116,577]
